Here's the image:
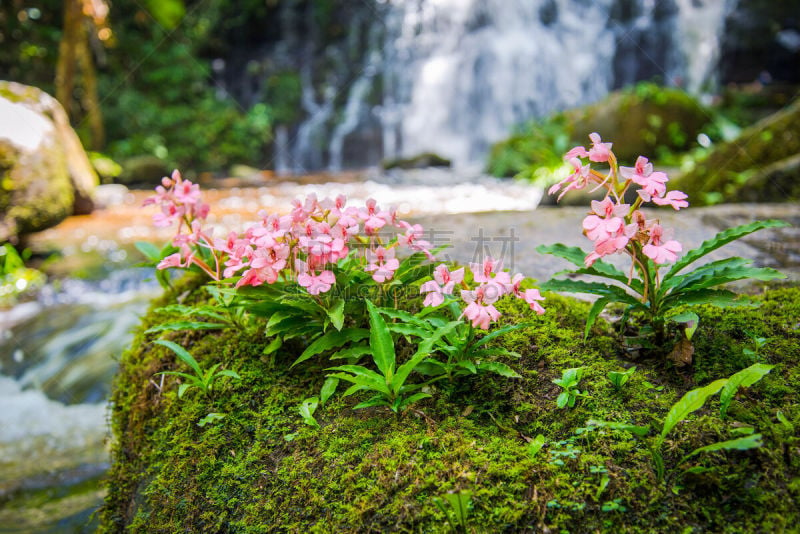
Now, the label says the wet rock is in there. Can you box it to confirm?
[0,81,99,242]
[674,96,800,204]
[382,152,452,170]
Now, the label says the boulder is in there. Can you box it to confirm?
[116,155,170,188]
[0,81,99,242]
[487,83,710,180]
[673,96,800,204]
[382,152,452,170]
[564,83,710,163]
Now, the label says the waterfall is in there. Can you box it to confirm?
[251,0,737,171]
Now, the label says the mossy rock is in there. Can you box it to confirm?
[564,83,710,163]
[0,132,73,243]
[487,83,710,181]
[0,81,98,219]
[0,81,100,241]
[102,279,800,532]
[674,96,800,205]
[383,152,452,170]
[116,155,171,188]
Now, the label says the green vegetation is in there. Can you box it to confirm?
[487,82,712,182]
[102,278,800,532]
[0,244,46,306]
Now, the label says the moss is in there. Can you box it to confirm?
[102,285,800,532]
[0,137,74,242]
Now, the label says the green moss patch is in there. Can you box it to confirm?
[102,283,800,532]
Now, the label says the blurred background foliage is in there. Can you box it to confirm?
[0,0,284,173]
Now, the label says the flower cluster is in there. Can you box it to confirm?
[421,258,545,330]
[549,133,686,267]
[144,171,435,295]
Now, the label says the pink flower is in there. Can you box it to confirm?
[642,224,682,264]
[582,197,630,242]
[469,257,501,284]
[420,265,465,307]
[174,179,201,205]
[359,198,389,234]
[295,259,336,295]
[398,222,434,259]
[460,285,502,330]
[620,156,668,201]
[564,145,589,160]
[152,203,184,228]
[521,288,546,315]
[157,252,184,270]
[588,133,613,163]
[365,246,400,283]
[652,190,689,210]
[549,157,591,201]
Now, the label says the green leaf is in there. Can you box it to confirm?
[456,360,478,374]
[353,395,391,410]
[681,434,763,463]
[154,340,202,377]
[528,434,546,457]
[216,369,241,380]
[262,337,282,355]
[292,328,370,367]
[671,266,785,294]
[177,383,192,399]
[556,391,570,409]
[378,307,430,329]
[366,300,395,381]
[665,220,790,279]
[473,323,533,347]
[326,369,391,395]
[145,321,226,334]
[299,397,320,428]
[587,419,650,437]
[661,257,752,292]
[326,298,345,331]
[719,363,774,416]
[387,323,431,339]
[667,311,699,340]
[320,377,339,405]
[540,279,643,308]
[660,378,728,440]
[197,413,226,427]
[662,288,757,309]
[475,361,521,378]
[135,241,162,262]
[536,243,643,293]
[585,297,611,340]
[397,392,433,412]
[330,346,372,361]
[390,321,462,395]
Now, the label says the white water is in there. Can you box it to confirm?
[284,0,735,170]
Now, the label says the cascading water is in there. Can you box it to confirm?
[276,0,736,171]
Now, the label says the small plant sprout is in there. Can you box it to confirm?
[154,339,241,400]
[553,367,586,409]
[298,397,321,429]
[432,490,472,533]
[608,366,636,390]
[538,133,788,354]
[742,330,770,362]
[589,363,772,481]
[325,300,459,414]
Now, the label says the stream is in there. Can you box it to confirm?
[1,168,798,532]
